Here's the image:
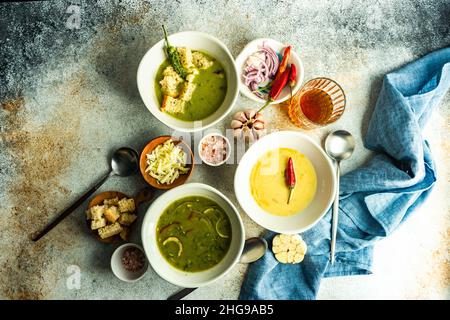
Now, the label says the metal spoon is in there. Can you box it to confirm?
[239,237,268,264]
[167,237,268,300]
[324,130,355,265]
[32,147,139,241]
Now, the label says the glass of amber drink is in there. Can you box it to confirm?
[287,78,346,129]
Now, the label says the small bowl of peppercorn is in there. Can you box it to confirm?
[111,243,148,282]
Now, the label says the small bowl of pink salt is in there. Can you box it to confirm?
[111,243,148,282]
[198,133,231,166]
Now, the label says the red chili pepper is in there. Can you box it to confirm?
[277,46,291,75]
[257,65,291,113]
[288,63,297,103]
[289,63,297,88]
[285,157,296,204]
[270,65,291,99]
[270,46,292,85]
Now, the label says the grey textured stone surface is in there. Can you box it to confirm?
[0,0,448,299]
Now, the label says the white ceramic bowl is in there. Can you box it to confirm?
[111,243,148,283]
[141,183,245,288]
[137,31,239,132]
[198,133,231,166]
[235,38,304,105]
[234,131,336,234]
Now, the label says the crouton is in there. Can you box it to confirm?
[162,65,183,80]
[192,51,213,69]
[90,205,106,220]
[161,95,185,114]
[159,66,184,97]
[159,77,180,98]
[104,206,120,223]
[179,81,197,101]
[118,198,136,213]
[98,222,123,239]
[186,73,196,83]
[91,218,106,230]
[118,213,137,226]
[119,227,130,241]
[103,197,119,206]
[177,47,194,69]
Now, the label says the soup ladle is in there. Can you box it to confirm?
[32,147,139,241]
[167,237,268,300]
[324,130,355,265]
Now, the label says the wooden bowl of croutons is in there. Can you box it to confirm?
[86,189,153,243]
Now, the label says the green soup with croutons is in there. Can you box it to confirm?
[156,196,232,272]
[155,50,227,122]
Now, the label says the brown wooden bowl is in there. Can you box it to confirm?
[86,188,154,244]
[139,136,194,190]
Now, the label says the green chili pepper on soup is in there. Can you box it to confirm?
[156,196,232,272]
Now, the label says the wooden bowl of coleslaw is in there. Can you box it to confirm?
[139,136,194,190]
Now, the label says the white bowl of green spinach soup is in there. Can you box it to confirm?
[141,183,245,287]
[137,29,239,132]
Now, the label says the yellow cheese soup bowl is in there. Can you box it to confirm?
[234,131,336,234]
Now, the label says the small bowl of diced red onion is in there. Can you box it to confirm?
[235,38,304,105]
[198,133,231,166]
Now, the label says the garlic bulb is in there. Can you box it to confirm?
[272,234,307,264]
[230,109,266,141]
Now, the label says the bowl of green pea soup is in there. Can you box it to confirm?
[141,183,245,287]
[137,29,239,132]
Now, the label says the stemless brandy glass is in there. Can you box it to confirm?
[287,78,346,129]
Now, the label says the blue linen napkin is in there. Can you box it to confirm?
[239,47,450,300]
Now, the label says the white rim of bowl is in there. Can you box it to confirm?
[111,243,148,283]
[141,183,245,287]
[136,31,239,133]
[198,133,231,166]
[234,131,336,234]
[235,38,304,104]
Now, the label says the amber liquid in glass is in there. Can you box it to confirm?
[300,88,333,125]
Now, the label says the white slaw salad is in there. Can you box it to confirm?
[145,139,189,184]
